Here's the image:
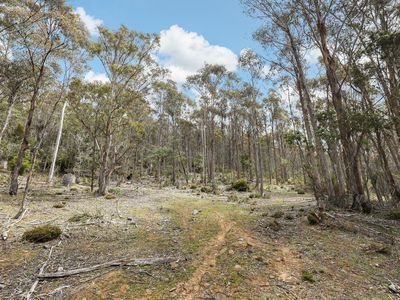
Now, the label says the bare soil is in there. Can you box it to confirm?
[0,177,399,299]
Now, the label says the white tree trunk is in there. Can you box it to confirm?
[0,102,14,145]
[48,101,67,183]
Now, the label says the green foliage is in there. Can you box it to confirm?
[53,202,66,208]
[271,211,284,218]
[22,225,62,243]
[249,193,261,199]
[386,209,400,220]
[14,124,24,139]
[240,155,251,173]
[148,147,172,161]
[284,130,304,145]
[232,179,249,192]
[8,156,31,175]
[109,187,123,195]
[301,270,315,283]
[228,194,240,202]
[307,212,320,225]
[68,213,91,222]
[296,188,306,195]
[269,220,281,231]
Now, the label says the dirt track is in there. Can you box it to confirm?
[1,182,399,299]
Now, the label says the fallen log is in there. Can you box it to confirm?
[38,256,185,280]
[324,212,398,244]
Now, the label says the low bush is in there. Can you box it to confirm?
[228,194,239,202]
[53,202,66,208]
[272,211,284,219]
[231,179,249,192]
[301,270,315,283]
[386,209,400,220]
[269,220,281,231]
[68,213,91,222]
[109,187,123,195]
[105,194,116,200]
[307,212,320,225]
[22,225,62,243]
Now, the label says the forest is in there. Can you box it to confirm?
[0,0,399,299]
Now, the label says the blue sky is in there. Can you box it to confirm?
[68,0,266,84]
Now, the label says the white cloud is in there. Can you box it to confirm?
[75,7,103,36]
[157,25,238,83]
[84,71,109,83]
[304,47,321,65]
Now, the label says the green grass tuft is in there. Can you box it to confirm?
[386,209,400,220]
[22,225,62,243]
[301,270,315,283]
[231,179,249,192]
[53,202,66,208]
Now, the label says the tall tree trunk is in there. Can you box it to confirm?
[0,96,14,145]
[9,88,40,196]
[312,5,371,212]
[48,101,67,183]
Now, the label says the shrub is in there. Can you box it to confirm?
[285,214,294,220]
[249,193,262,199]
[109,187,123,195]
[301,270,315,283]
[200,186,213,193]
[228,194,239,202]
[307,212,320,225]
[8,156,32,175]
[190,184,198,190]
[269,220,281,231]
[386,209,400,220]
[68,213,91,222]
[272,211,284,218]
[22,225,62,243]
[105,194,116,200]
[297,189,305,195]
[69,211,102,223]
[232,179,249,192]
[53,202,66,208]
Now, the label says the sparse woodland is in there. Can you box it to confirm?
[0,0,400,299]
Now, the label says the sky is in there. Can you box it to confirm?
[67,0,265,84]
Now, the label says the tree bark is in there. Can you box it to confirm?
[48,101,67,183]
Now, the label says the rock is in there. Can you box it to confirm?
[228,249,235,255]
[57,266,64,272]
[219,247,228,255]
[389,283,399,294]
[170,261,178,269]
[61,173,76,187]
[0,283,4,290]
[234,264,242,271]
[192,209,201,215]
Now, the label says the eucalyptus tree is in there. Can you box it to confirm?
[293,0,372,212]
[242,0,339,206]
[186,64,235,186]
[0,0,88,196]
[239,49,266,195]
[71,26,163,195]
[0,59,30,146]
